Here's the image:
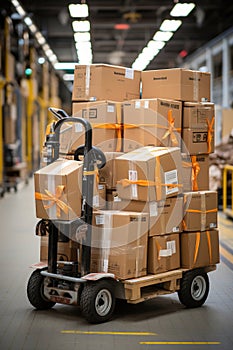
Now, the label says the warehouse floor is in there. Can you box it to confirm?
[0,181,233,350]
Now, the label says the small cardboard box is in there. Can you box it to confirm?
[141,68,210,102]
[72,64,141,102]
[40,237,78,262]
[34,159,83,220]
[183,191,218,231]
[180,229,220,268]
[111,196,183,236]
[115,146,183,202]
[148,233,180,274]
[123,98,182,152]
[90,210,149,280]
[182,127,214,155]
[182,154,209,192]
[183,102,215,129]
[99,152,124,189]
[72,100,122,152]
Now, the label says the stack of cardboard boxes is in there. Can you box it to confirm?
[34,64,219,280]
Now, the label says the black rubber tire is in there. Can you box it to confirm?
[27,269,56,310]
[178,269,209,308]
[80,280,116,323]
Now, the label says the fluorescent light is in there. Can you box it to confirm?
[74,32,90,42]
[72,20,90,32]
[147,40,165,50]
[153,31,173,41]
[38,57,45,64]
[63,74,74,81]
[29,24,37,33]
[37,36,46,45]
[24,16,32,26]
[49,54,58,63]
[45,49,53,57]
[54,62,76,70]
[15,5,26,17]
[11,0,20,6]
[76,41,92,50]
[42,43,50,51]
[160,19,182,32]
[170,3,195,17]
[68,4,89,18]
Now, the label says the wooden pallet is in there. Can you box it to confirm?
[123,269,183,304]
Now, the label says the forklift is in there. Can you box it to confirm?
[27,108,216,324]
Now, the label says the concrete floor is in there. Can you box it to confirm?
[0,181,233,350]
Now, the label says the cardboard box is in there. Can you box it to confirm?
[59,122,85,154]
[72,100,122,152]
[98,152,124,189]
[141,68,210,102]
[222,109,233,138]
[123,98,182,152]
[40,236,78,262]
[72,64,141,102]
[148,233,180,274]
[90,210,149,279]
[183,102,215,129]
[111,196,183,236]
[115,146,183,202]
[182,154,209,192]
[180,229,220,268]
[182,127,214,154]
[34,159,83,220]
[183,191,217,231]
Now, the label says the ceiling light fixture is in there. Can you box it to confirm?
[74,32,90,42]
[68,4,89,18]
[54,62,77,70]
[147,40,165,50]
[170,3,195,17]
[72,20,90,32]
[153,31,173,41]
[160,19,182,32]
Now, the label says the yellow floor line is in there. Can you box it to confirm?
[61,330,157,336]
[139,341,221,345]
[220,245,233,264]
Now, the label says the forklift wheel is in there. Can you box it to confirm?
[80,280,116,323]
[27,269,56,310]
[178,269,209,308]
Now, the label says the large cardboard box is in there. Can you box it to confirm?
[183,102,215,129]
[115,146,183,202]
[180,229,220,268]
[72,64,141,102]
[99,152,124,189]
[90,210,149,279]
[183,191,217,231]
[182,127,214,154]
[40,236,78,262]
[148,233,180,274]
[34,159,83,220]
[141,68,210,102]
[182,154,209,192]
[123,98,182,152]
[72,100,122,152]
[111,196,183,236]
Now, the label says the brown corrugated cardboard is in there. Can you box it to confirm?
[111,196,183,236]
[72,64,141,102]
[99,152,124,189]
[182,127,214,155]
[180,229,220,268]
[34,159,83,220]
[183,102,215,129]
[115,146,183,202]
[123,98,182,152]
[222,109,233,138]
[182,154,209,192]
[40,237,78,262]
[72,100,122,152]
[141,68,210,102]
[183,191,217,231]
[148,233,180,274]
[90,210,149,279]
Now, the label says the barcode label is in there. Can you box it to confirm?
[167,240,176,254]
[95,214,105,225]
[125,68,134,79]
[135,101,141,109]
[107,105,115,113]
[159,249,172,257]
[74,124,83,132]
[129,170,138,199]
[164,169,178,195]
[149,202,158,217]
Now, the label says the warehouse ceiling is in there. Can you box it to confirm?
[3,0,233,72]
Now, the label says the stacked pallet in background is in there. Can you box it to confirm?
[35,64,220,280]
